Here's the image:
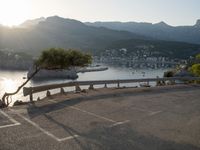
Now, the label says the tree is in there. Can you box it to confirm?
[196,53,200,60]
[190,64,200,77]
[1,48,92,107]
[36,48,92,69]
[188,53,200,77]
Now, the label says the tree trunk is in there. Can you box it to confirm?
[1,67,40,107]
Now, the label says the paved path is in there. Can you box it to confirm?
[0,85,200,150]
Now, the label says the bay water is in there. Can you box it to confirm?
[0,66,169,106]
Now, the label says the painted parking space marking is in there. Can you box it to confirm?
[109,120,130,128]
[11,109,79,142]
[5,99,132,142]
[49,99,131,128]
[48,99,117,123]
[70,105,117,123]
[58,134,80,142]
[0,110,21,129]
[148,110,163,116]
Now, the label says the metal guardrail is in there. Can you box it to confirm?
[23,77,200,102]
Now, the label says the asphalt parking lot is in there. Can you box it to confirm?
[0,85,200,150]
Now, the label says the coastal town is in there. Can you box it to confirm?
[94,48,186,69]
[0,48,186,70]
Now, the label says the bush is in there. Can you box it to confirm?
[190,64,200,77]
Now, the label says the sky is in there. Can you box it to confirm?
[0,0,200,26]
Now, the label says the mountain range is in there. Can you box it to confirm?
[0,16,200,59]
[86,20,200,45]
[0,16,145,55]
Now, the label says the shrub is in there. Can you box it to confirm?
[190,63,200,77]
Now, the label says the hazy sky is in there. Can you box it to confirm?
[0,0,200,26]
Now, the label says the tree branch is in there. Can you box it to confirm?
[1,67,40,107]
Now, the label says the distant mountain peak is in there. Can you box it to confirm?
[154,21,170,27]
[46,15,64,21]
[44,16,85,26]
[46,16,81,23]
[20,17,46,28]
[195,19,200,27]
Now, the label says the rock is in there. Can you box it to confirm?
[28,67,78,79]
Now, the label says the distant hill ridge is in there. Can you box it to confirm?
[86,19,200,44]
[0,16,200,59]
[0,16,148,55]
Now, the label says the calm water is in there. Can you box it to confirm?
[0,66,169,106]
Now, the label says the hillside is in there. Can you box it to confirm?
[0,16,200,59]
[86,20,200,45]
[0,16,145,56]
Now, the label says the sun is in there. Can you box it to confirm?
[0,0,31,26]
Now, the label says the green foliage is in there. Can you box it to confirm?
[194,54,200,64]
[196,54,200,60]
[36,48,92,69]
[190,64,200,77]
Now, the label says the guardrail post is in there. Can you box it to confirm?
[104,83,107,88]
[60,88,65,94]
[75,84,81,92]
[30,92,33,102]
[117,82,120,88]
[88,84,94,90]
[156,76,161,86]
[172,80,176,85]
[46,90,51,97]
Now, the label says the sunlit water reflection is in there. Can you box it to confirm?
[0,66,169,106]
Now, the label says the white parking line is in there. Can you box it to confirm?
[0,122,21,129]
[49,99,131,130]
[131,106,152,113]
[109,120,130,128]
[0,110,21,129]
[6,99,131,142]
[70,106,117,123]
[12,110,79,142]
[148,111,163,116]
[48,99,117,123]
[58,134,79,142]
[16,112,60,141]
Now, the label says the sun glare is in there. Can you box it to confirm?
[2,79,17,92]
[0,0,31,26]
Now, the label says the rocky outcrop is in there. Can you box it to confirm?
[27,66,108,80]
[77,67,108,73]
[28,67,78,79]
